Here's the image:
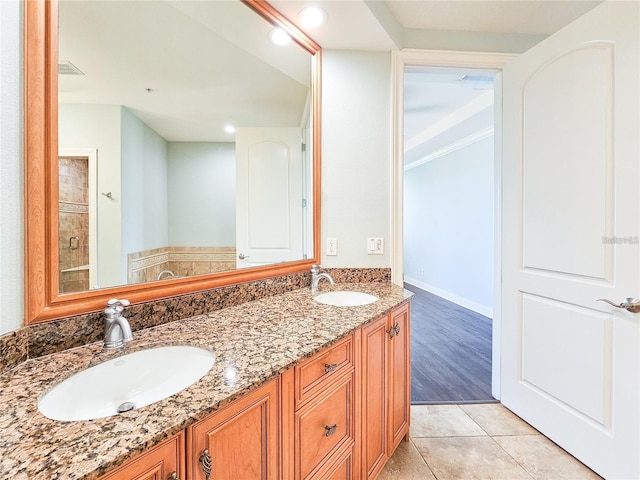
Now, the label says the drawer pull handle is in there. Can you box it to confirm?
[324,362,339,373]
[324,424,338,436]
[199,449,212,480]
[167,473,179,480]
[388,322,400,339]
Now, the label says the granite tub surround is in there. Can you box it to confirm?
[0,281,410,479]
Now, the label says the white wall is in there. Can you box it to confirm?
[121,108,169,281]
[404,136,494,316]
[0,0,23,334]
[168,142,236,246]
[59,104,123,288]
[322,50,391,267]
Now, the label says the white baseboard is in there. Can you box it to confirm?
[404,277,493,318]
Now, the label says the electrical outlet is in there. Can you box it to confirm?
[326,237,337,256]
[367,237,384,255]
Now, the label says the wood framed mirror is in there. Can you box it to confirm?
[25,0,321,324]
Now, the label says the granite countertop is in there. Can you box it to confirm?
[0,283,411,480]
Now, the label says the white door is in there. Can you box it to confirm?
[502,2,639,478]
[235,127,304,268]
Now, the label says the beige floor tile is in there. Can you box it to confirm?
[377,439,437,480]
[459,403,539,436]
[410,405,487,438]
[413,436,534,480]
[494,435,603,480]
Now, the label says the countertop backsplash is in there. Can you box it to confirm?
[0,268,391,375]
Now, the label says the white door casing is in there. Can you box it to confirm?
[391,49,517,399]
[235,127,304,268]
[501,2,639,478]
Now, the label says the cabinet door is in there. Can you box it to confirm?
[99,432,184,480]
[388,303,411,451]
[360,316,388,480]
[187,380,278,480]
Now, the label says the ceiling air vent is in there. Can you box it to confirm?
[58,61,85,76]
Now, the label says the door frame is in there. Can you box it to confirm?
[391,49,517,399]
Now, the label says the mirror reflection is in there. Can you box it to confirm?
[57,0,314,294]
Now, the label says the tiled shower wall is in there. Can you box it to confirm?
[128,246,237,284]
[58,157,90,293]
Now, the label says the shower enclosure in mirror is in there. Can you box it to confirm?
[24,0,321,323]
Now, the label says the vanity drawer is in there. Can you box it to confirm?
[295,370,355,480]
[295,335,354,406]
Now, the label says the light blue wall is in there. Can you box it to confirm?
[404,136,494,316]
[0,0,23,334]
[167,142,236,247]
[121,107,169,281]
[322,50,391,267]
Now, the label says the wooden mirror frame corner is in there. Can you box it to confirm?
[24,0,322,324]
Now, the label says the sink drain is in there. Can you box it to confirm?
[117,401,135,413]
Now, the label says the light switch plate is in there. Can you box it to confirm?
[326,238,337,256]
[367,238,384,255]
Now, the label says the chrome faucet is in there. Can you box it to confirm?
[157,269,175,281]
[103,299,133,349]
[311,264,334,293]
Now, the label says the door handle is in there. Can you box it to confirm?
[238,253,250,260]
[597,298,640,313]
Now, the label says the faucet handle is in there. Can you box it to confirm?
[107,298,130,308]
[311,264,323,272]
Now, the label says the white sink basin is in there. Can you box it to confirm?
[314,291,379,307]
[38,345,215,421]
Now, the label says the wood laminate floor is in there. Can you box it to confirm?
[406,283,496,404]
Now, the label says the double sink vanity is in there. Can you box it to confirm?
[0,283,412,479]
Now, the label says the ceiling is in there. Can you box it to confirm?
[271,0,603,50]
[58,0,603,144]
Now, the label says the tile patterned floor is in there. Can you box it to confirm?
[378,404,603,480]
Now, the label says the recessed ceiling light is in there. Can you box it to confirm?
[224,125,235,134]
[269,28,292,46]
[298,6,326,28]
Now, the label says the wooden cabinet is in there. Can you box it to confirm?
[99,432,184,480]
[291,336,357,480]
[186,380,278,480]
[99,302,410,480]
[360,302,411,479]
[387,303,411,452]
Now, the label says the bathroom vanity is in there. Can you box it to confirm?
[0,283,411,479]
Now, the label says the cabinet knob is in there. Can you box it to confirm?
[394,322,400,336]
[324,362,338,374]
[167,472,179,480]
[387,327,396,339]
[324,424,338,436]
[199,449,212,480]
